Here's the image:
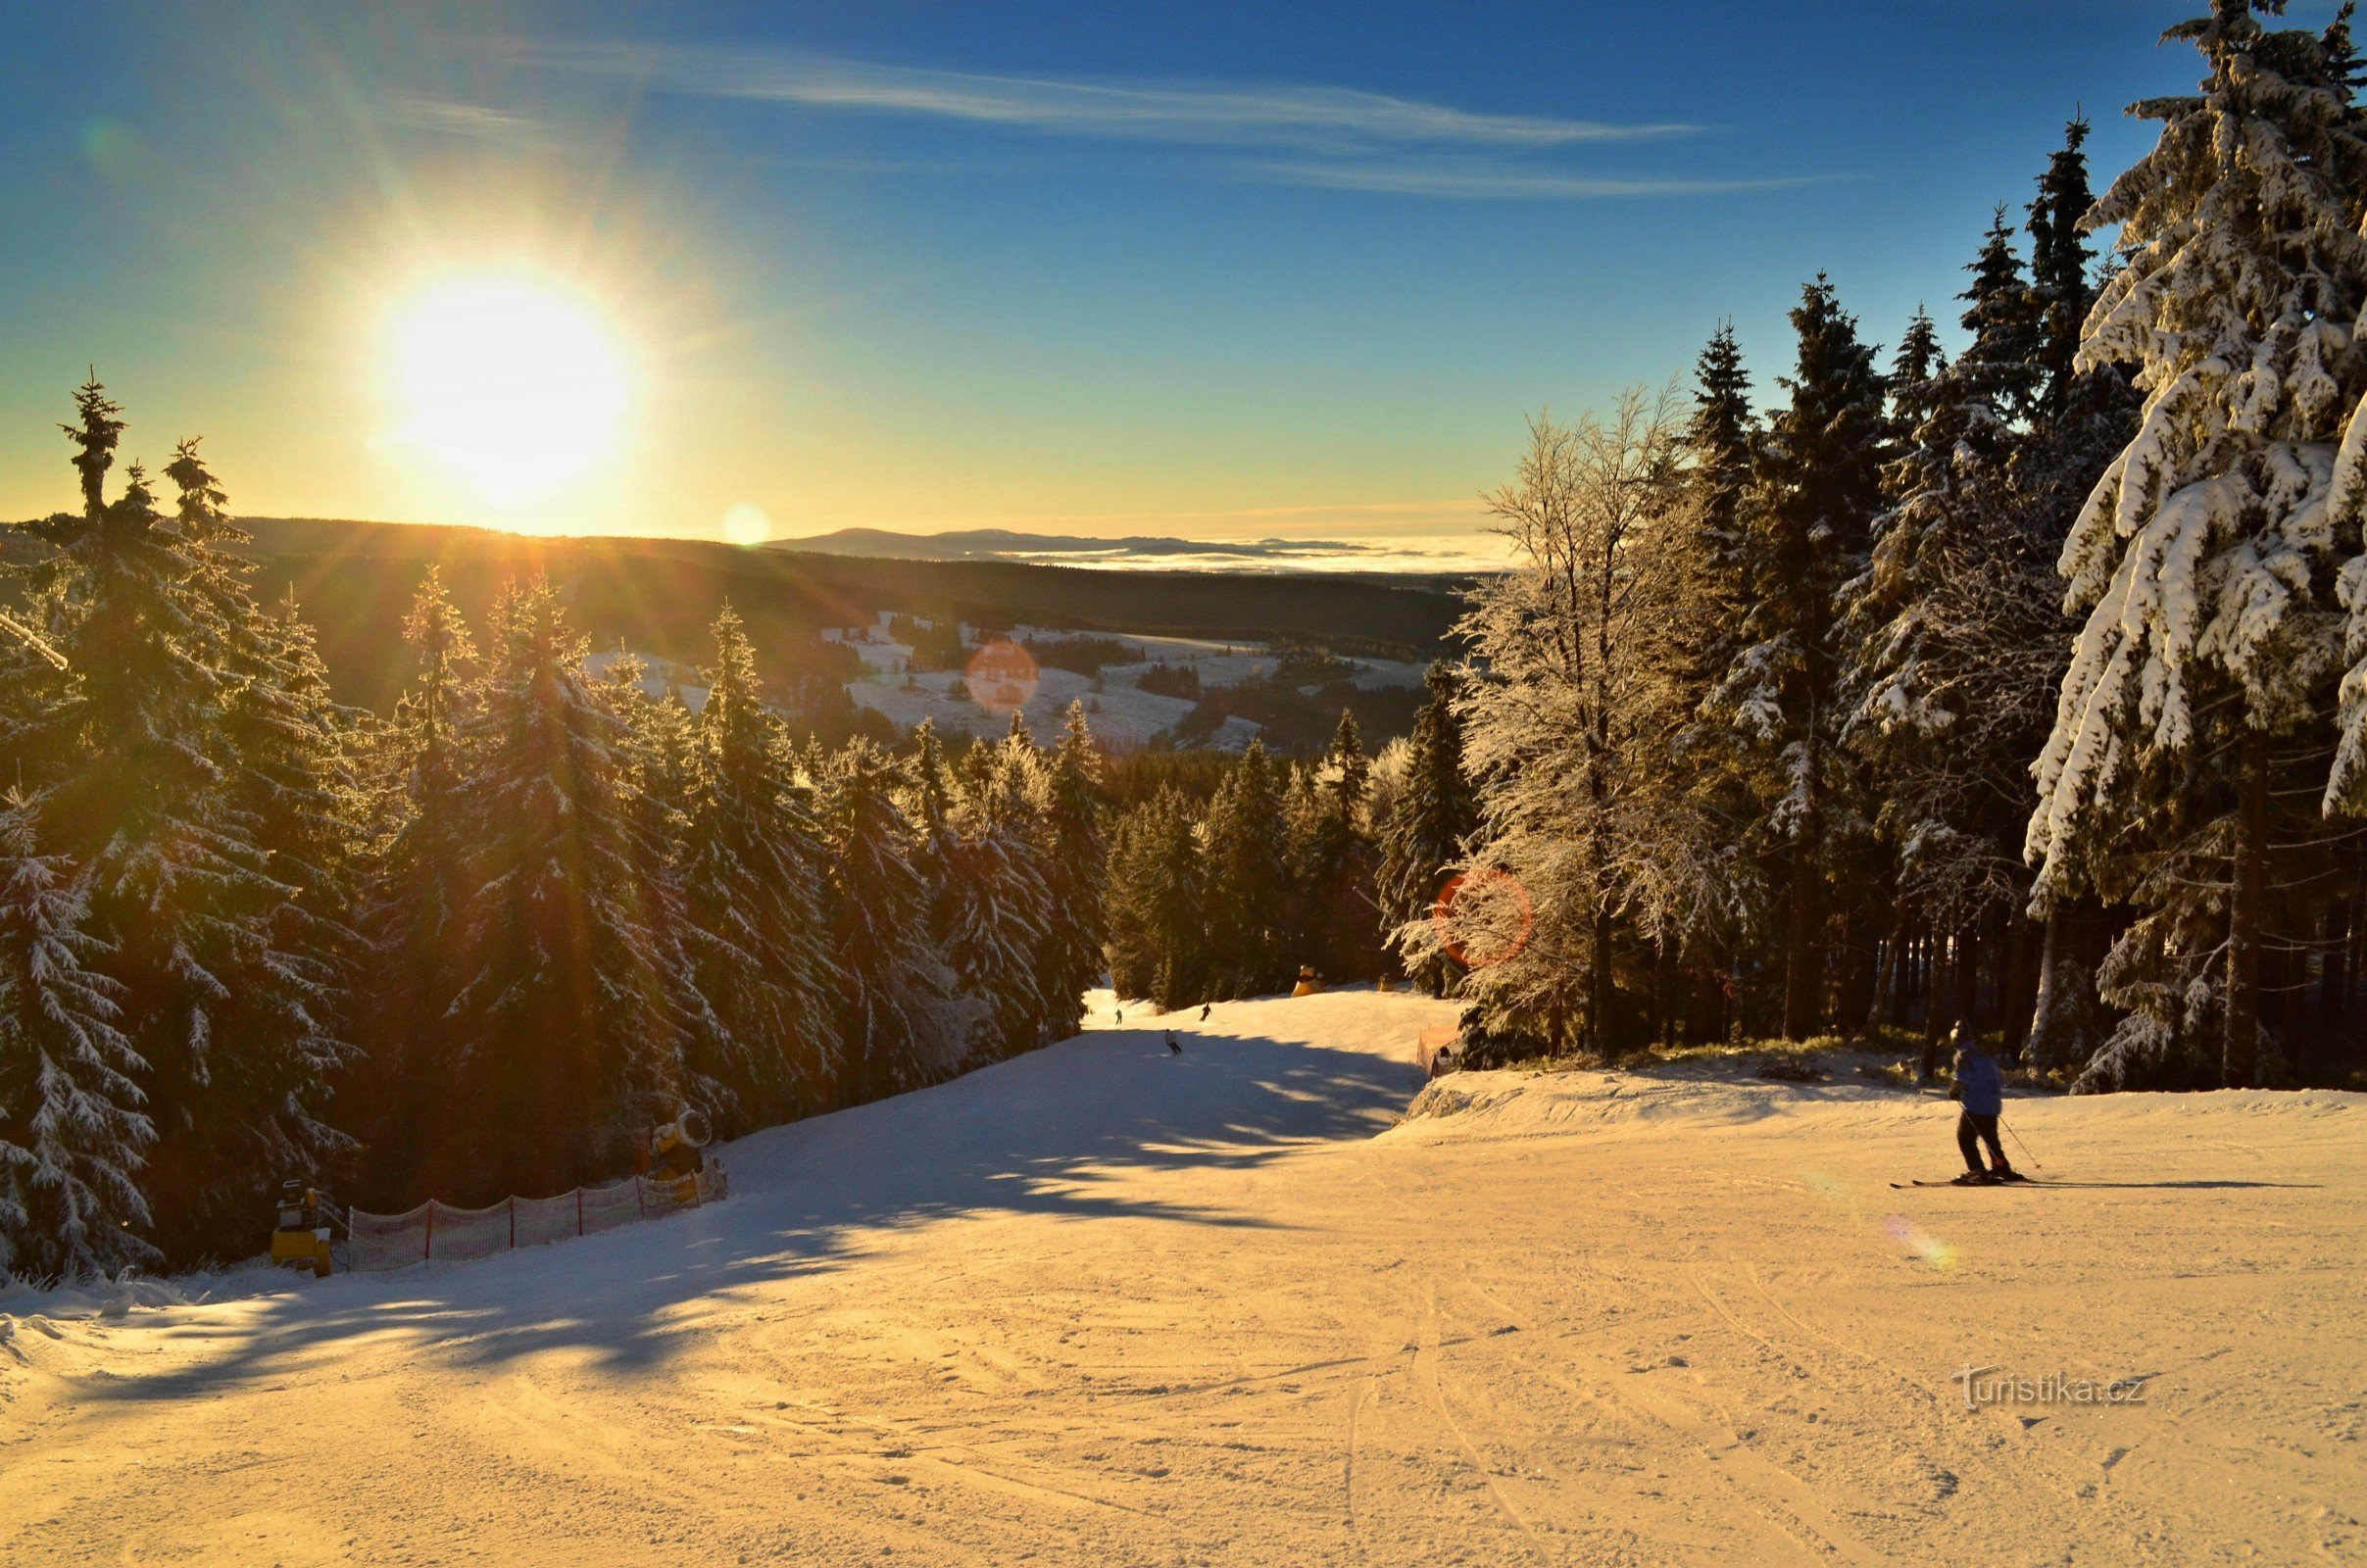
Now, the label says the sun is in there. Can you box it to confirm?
[386,274,629,501]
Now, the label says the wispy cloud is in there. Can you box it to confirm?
[518,44,1817,200]
[385,95,542,140]
[1245,160,1824,200]
[529,44,1695,156]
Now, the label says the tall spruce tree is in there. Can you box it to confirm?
[1204,739,1294,997]
[1287,710,1382,985]
[351,568,477,1201]
[438,581,699,1200]
[1380,663,1480,996]
[2018,116,2143,1074]
[3,384,347,1261]
[1040,702,1110,1036]
[821,739,968,1102]
[680,608,839,1128]
[0,793,154,1282]
[1104,787,1208,1009]
[1847,213,2052,1062]
[2040,1,2367,1088]
[1716,278,1891,1039]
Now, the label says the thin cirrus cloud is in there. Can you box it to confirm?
[521,43,1792,199]
[384,94,544,139]
[1246,160,1819,200]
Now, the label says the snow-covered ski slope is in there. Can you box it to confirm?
[4,989,2362,1566]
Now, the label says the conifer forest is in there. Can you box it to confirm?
[10,1,2367,1284]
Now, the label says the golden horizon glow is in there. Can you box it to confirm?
[383,273,630,505]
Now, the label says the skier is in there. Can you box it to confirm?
[1948,1023,2017,1185]
[1166,1029,1182,1055]
[1200,1003,1210,1022]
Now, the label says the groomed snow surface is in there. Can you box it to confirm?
[3,989,2361,1565]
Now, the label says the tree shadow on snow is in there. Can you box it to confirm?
[78,1022,1425,1399]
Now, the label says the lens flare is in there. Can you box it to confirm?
[722,502,772,547]
[966,638,1039,716]
[1432,867,1534,969]
[1884,1214,1958,1271]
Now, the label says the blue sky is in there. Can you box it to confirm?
[0,2,2311,544]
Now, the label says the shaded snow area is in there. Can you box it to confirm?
[4,991,2363,1565]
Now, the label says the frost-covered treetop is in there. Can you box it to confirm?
[2031,1,2367,871]
[2070,0,2367,602]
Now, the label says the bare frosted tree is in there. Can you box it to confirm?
[1436,383,1725,1052]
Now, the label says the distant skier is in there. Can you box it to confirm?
[1166,1029,1182,1055]
[1948,1023,2017,1185]
[1200,1003,1211,1022]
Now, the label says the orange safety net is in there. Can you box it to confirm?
[346,1166,727,1273]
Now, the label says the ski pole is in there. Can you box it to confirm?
[2002,1117,2044,1174]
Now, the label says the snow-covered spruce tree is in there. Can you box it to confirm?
[0,793,155,1283]
[1204,739,1295,998]
[820,738,971,1103]
[1285,710,1383,985]
[907,721,1053,1064]
[680,607,840,1128]
[2019,116,2147,1075]
[1441,387,1707,1054]
[1711,278,1891,1040]
[1040,701,1110,1038]
[599,650,729,1127]
[2032,1,2367,1090]
[1378,663,1479,996]
[1846,214,2053,1062]
[350,566,478,1203]
[1685,322,1756,648]
[437,580,699,1200]
[1104,787,1208,1008]
[967,720,1063,1057]
[1653,326,1771,1042]
[5,383,348,1262]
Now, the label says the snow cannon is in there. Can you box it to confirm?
[270,1178,335,1279]
[649,1108,712,1181]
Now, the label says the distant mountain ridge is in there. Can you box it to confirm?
[772,526,1399,564]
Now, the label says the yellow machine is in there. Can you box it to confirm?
[271,1179,335,1278]
[1291,965,1324,998]
[648,1108,714,1182]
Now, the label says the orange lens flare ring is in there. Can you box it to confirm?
[966,638,1039,715]
[1431,867,1533,969]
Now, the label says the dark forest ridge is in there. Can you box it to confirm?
[187,514,1462,712]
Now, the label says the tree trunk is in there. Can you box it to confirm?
[1949,923,1983,1036]
[1870,899,1911,1029]
[1782,840,1822,1041]
[1836,898,1879,1036]
[2226,727,2268,1089]
[1589,905,1614,1055]
[2027,900,2097,1073]
[2321,896,2350,1023]
[1999,910,2042,1064]
[1919,935,1952,1083]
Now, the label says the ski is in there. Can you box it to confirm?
[1891,1174,2040,1188]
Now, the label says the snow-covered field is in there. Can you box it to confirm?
[4,990,2361,1565]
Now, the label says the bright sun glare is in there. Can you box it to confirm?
[388,275,628,501]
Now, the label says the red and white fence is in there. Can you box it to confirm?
[347,1166,727,1272]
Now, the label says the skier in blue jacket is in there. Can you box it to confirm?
[1948,1022,2017,1185]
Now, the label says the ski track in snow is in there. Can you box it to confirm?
[3,988,2363,1566]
